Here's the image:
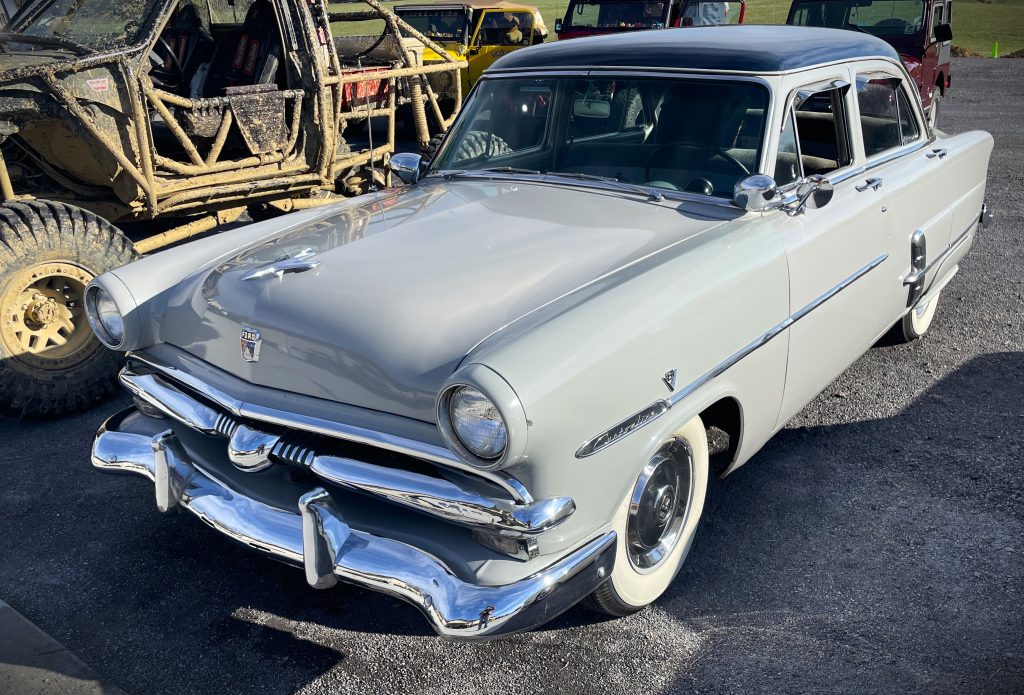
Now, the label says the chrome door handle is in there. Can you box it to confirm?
[926,148,948,159]
[855,177,883,192]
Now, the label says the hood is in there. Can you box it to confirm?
[161,180,731,421]
[0,49,78,82]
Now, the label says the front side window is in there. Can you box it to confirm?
[476,10,534,45]
[774,86,853,183]
[930,2,943,38]
[431,76,769,198]
[857,76,921,156]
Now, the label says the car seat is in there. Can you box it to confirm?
[202,0,284,98]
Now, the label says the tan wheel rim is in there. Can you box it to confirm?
[0,261,98,371]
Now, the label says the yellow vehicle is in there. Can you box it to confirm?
[396,1,548,103]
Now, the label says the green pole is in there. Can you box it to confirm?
[992,41,999,58]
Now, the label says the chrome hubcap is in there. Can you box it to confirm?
[627,439,693,571]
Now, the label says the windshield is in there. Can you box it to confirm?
[430,76,769,199]
[397,7,469,43]
[562,0,670,30]
[789,0,926,37]
[9,0,163,51]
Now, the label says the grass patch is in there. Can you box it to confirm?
[331,0,1024,56]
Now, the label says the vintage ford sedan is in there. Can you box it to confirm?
[86,26,992,638]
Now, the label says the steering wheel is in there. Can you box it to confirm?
[150,36,184,90]
[644,142,750,189]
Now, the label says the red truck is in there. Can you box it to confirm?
[787,0,953,127]
[555,0,744,40]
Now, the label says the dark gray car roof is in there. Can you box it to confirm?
[487,25,900,74]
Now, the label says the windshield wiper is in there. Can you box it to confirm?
[437,166,541,180]
[0,32,92,55]
[843,22,871,35]
[546,171,667,201]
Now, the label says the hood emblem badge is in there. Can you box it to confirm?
[240,327,262,363]
[244,248,321,281]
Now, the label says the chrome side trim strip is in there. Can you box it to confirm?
[126,353,532,503]
[91,412,615,639]
[576,254,889,458]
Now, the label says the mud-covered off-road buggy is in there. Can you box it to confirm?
[0,0,464,417]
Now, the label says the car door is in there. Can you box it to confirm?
[774,71,896,427]
[854,62,992,314]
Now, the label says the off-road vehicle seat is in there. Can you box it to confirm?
[153,0,213,94]
[202,0,283,97]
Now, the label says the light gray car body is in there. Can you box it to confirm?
[86,27,993,637]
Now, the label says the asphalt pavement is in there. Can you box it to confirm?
[0,57,1021,694]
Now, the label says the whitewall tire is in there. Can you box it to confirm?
[886,291,941,344]
[585,415,709,616]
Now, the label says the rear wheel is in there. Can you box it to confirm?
[585,416,709,617]
[927,91,941,130]
[885,292,941,345]
[0,201,137,417]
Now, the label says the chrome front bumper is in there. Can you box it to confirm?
[92,408,616,639]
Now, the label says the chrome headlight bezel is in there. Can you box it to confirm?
[436,365,529,471]
[85,284,125,349]
[84,277,141,352]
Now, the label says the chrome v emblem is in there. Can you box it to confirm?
[244,248,321,281]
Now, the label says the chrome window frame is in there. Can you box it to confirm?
[773,76,855,195]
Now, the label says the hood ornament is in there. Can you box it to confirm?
[240,327,262,363]
[244,248,321,281]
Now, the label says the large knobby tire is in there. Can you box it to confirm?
[585,416,710,617]
[0,201,138,418]
[452,131,512,162]
[884,292,941,345]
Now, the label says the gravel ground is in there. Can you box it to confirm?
[0,57,1021,695]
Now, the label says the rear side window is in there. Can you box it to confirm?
[857,76,921,156]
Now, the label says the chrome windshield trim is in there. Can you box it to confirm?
[125,353,532,503]
[576,253,889,458]
[423,171,743,209]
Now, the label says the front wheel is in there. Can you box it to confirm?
[585,416,709,616]
[0,201,138,417]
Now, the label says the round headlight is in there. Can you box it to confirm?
[86,285,124,347]
[448,386,507,460]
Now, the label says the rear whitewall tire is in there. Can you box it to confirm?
[585,415,709,616]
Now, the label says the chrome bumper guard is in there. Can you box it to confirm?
[120,369,575,540]
[92,409,616,639]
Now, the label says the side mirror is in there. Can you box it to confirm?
[390,152,423,185]
[796,175,834,210]
[733,174,833,215]
[733,174,780,212]
[934,22,952,43]
[554,18,562,33]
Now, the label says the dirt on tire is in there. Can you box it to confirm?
[0,200,138,418]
